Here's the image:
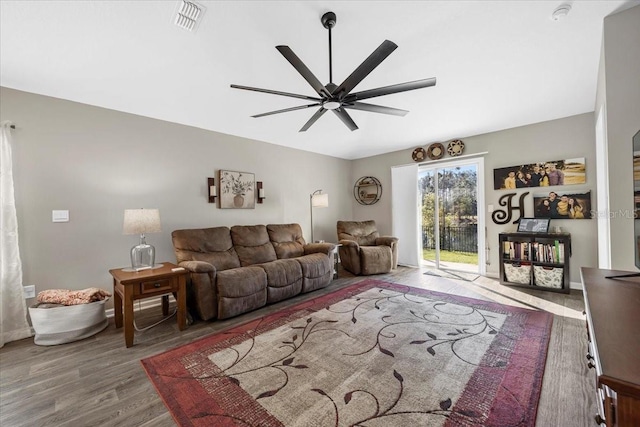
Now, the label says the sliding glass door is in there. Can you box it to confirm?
[420,158,484,274]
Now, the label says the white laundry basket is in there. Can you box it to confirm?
[29,299,108,346]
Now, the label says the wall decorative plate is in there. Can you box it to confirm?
[426,143,445,160]
[411,147,426,162]
[447,139,465,156]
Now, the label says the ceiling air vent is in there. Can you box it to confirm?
[174,1,205,32]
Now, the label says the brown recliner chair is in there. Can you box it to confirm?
[337,220,399,275]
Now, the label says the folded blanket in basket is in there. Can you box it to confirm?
[37,287,112,306]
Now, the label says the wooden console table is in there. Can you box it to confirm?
[580,267,640,426]
[109,262,187,347]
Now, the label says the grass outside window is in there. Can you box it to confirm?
[423,249,478,264]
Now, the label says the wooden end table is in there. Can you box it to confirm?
[109,262,188,347]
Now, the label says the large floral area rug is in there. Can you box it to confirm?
[142,279,553,427]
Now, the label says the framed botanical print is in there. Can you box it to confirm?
[218,170,255,209]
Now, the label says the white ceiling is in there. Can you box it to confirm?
[1,1,638,160]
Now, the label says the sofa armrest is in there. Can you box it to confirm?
[375,236,399,269]
[339,239,360,250]
[177,261,218,321]
[376,236,398,247]
[178,260,215,273]
[304,242,336,256]
[337,239,361,275]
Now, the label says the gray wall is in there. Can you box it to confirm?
[352,113,598,286]
[596,5,640,271]
[1,87,352,307]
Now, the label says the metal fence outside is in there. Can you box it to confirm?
[422,224,478,254]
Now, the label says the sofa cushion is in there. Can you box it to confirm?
[172,227,241,271]
[267,223,305,259]
[216,266,267,319]
[231,225,277,266]
[337,220,381,246]
[259,259,303,303]
[296,253,332,293]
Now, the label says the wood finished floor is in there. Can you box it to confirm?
[0,267,596,426]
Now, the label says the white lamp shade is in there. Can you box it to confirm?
[123,209,161,235]
[312,193,329,208]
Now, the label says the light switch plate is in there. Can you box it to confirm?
[23,285,36,299]
[52,210,69,222]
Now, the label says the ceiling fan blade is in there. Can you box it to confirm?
[252,103,322,118]
[231,84,322,101]
[332,107,359,131]
[332,40,398,99]
[276,46,331,98]
[345,77,436,102]
[342,102,408,116]
[299,107,327,132]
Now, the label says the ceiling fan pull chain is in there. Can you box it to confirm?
[321,11,337,87]
[328,25,333,85]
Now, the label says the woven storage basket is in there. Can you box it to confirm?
[29,299,108,346]
[533,265,563,289]
[503,263,531,285]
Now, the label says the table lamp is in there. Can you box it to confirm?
[123,208,162,272]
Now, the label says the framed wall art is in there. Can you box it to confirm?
[533,190,591,219]
[218,170,255,209]
[517,217,550,233]
[493,157,586,190]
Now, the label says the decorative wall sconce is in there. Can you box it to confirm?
[257,181,265,204]
[208,177,216,203]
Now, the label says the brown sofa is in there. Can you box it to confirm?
[337,220,399,275]
[171,223,335,321]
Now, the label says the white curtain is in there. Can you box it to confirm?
[1,122,32,347]
[391,164,420,267]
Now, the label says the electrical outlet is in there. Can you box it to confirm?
[23,285,36,299]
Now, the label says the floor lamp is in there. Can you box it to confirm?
[310,190,329,243]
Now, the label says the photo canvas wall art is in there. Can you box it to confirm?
[493,158,586,190]
[533,191,591,219]
[219,170,255,209]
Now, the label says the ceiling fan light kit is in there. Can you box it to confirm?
[231,11,436,132]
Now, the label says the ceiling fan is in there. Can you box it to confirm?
[230,11,436,132]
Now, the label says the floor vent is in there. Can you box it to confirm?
[174,0,205,32]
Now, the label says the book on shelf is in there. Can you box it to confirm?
[502,238,564,264]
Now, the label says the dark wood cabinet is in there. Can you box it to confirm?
[498,232,571,293]
[581,267,640,426]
